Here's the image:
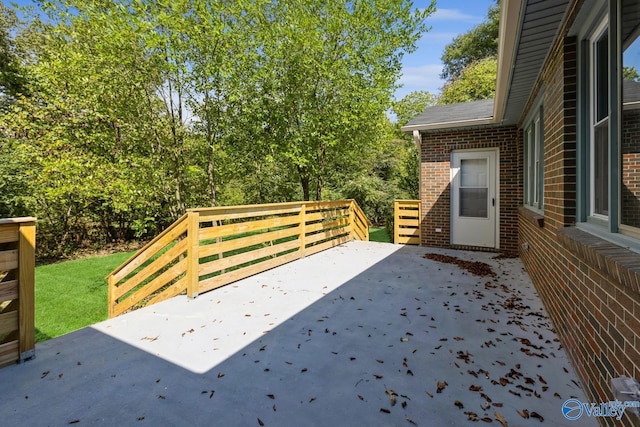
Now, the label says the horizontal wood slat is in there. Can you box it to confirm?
[113,239,188,300]
[199,215,300,241]
[0,280,18,303]
[0,310,18,336]
[199,239,299,277]
[0,340,18,366]
[198,251,300,294]
[197,205,302,222]
[112,258,188,317]
[305,234,350,257]
[199,226,301,259]
[0,226,19,244]
[112,218,188,283]
[0,250,19,272]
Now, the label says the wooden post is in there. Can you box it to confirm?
[18,220,35,362]
[107,274,115,319]
[299,203,306,258]
[186,211,200,298]
[393,201,400,244]
[349,201,356,240]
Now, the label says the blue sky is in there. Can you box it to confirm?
[8,0,496,101]
[398,0,496,100]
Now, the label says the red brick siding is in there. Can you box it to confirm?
[622,109,640,228]
[419,126,520,254]
[517,3,640,426]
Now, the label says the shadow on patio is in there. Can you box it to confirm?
[0,241,596,426]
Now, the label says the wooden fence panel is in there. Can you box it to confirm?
[0,217,36,368]
[394,200,421,245]
[107,200,370,317]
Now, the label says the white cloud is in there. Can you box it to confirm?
[396,64,444,99]
[427,8,483,23]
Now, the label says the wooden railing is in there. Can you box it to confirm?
[394,200,421,245]
[107,200,369,317]
[0,217,36,367]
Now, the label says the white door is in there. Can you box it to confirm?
[451,149,498,248]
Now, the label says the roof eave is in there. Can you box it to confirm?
[401,117,496,132]
[493,0,524,126]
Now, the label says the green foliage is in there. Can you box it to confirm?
[440,2,499,81]
[392,90,436,127]
[1,0,430,258]
[623,66,640,82]
[439,57,497,104]
[0,4,28,109]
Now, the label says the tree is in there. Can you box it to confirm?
[0,4,28,109]
[623,66,640,82]
[392,90,436,127]
[249,0,434,200]
[440,1,499,81]
[439,56,497,104]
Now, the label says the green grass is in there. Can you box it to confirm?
[35,250,135,342]
[34,225,389,343]
[369,227,391,243]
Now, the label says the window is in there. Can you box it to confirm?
[591,19,609,217]
[524,105,543,211]
[578,0,640,243]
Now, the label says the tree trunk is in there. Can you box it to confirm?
[298,166,310,201]
[315,143,326,200]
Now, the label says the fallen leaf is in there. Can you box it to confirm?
[481,417,493,423]
[266,394,275,400]
[405,417,417,425]
[309,397,316,403]
[454,337,464,341]
[494,412,508,427]
[465,411,479,421]
[374,374,383,379]
[469,385,483,392]
[357,394,364,401]
[217,372,225,378]
[401,401,407,409]
[436,381,448,393]
[385,389,397,407]
[258,418,264,426]
[41,371,50,379]
[530,412,544,422]
[517,409,529,419]
[454,400,464,409]
[380,408,391,414]
[407,369,414,376]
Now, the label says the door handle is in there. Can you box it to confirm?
[492,198,495,207]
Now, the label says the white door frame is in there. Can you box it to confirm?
[450,148,500,249]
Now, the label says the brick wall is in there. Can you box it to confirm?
[622,108,640,229]
[516,3,640,426]
[419,126,520,254]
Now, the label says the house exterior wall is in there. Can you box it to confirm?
[516,3,640,426]
[419,126,520,254]
[418,1,640,423]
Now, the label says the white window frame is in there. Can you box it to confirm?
[589,17,610,220]
[523,103,543,212]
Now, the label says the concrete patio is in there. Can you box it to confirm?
[0,241,597,426]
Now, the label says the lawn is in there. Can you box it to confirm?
[35,250,134,342]
[34,227,391,343]
[369,226,391,243]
